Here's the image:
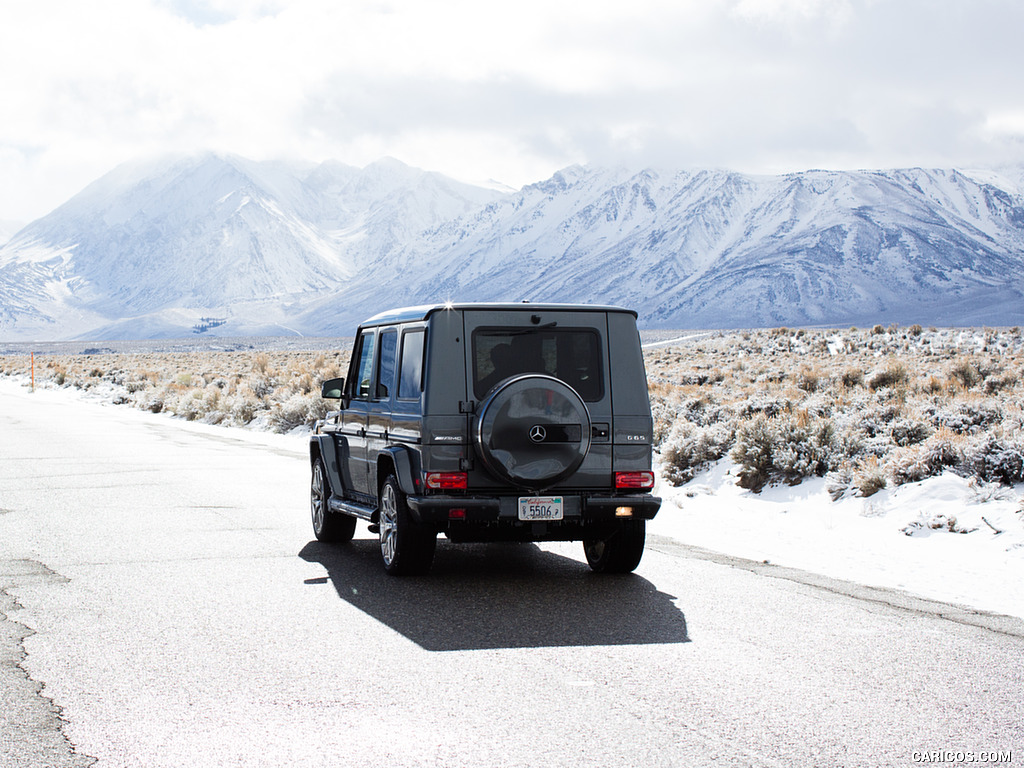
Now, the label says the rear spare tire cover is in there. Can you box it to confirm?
[476,375,592,489]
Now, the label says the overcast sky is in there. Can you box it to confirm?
[2,0,1023,222]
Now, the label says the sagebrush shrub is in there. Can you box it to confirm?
[841,368,864,388]
[965,435,1024,485]
[852,456,887,497]
[731,414,835,492]
[878,426,973,487]
[732,417,775,492]
[739,394,789,419]
[797,368,820,393]
[227,386,263,424]
[269,392,321,433]
[649,392,678,445]
[949,359,982,389]
[178,392,205,421]
[868,363,909,391]
[928,400,1003,435]
[984,373,1018,394]
[661,424,732,486]
[889,417,932,447]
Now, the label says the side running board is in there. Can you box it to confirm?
[327,496,376,521]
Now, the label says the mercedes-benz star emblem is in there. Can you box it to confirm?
[529,425,547,443]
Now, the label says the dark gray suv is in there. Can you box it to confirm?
[309,303,661,575]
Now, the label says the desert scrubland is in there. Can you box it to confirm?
[0,344,350,434]
[647,326,1024,505]
[2,325,1023,501]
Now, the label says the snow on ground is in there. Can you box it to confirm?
[650,457,1024,619]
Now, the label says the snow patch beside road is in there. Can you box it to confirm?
[651,458,1024,619]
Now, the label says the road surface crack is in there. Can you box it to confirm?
[0,559,97,768]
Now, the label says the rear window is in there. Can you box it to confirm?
[472,327,603,401]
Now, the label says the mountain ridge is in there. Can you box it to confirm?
[1,154,1023,340]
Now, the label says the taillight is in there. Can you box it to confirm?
[424,472,468,490]
[615,471,655,490]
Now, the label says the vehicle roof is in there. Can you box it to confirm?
[359,302,638,327]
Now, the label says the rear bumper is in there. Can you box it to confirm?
[405,492,661,527]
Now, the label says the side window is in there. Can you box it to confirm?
[350,331,376,400]
[398,329,425,399]
[376,330,398,400]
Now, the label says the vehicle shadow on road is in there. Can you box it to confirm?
[298,538,689,652]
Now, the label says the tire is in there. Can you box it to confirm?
[378,474,436,575]
[311,457,357,542]
[583,520,646,573]
[476,374,592,489]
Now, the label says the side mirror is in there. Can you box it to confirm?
[320,377,345,400]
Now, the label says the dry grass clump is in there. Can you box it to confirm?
[648,326,1024,494]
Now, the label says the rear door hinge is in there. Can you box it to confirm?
[459,400,476,414]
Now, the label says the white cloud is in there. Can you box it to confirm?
[730,0,853,25]
[1,0,1023,221]
[983,111,1024,139]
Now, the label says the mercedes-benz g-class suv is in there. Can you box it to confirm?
[309,302,661,575]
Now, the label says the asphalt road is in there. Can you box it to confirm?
[2,379,1022,768]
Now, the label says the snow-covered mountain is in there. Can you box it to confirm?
[2,155,1023,340]
[0,153,504,339]
[377,165,1024,330]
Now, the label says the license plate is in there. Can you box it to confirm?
[518,496,563,521]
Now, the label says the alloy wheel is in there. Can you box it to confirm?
[379,482,398,566]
